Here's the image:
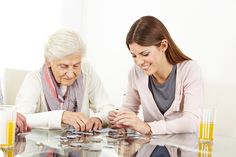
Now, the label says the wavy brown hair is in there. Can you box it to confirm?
[126,16,191,64]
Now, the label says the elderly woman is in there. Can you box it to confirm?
[15,29,114,131]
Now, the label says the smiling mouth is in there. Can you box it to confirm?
[142,65,150,71]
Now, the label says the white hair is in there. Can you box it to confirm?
[44,29,86,61]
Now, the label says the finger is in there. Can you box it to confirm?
[17,113,28,131]
[76,119,86,131]
[116,111,133,117]
[117,119,132,126]
[27,126,32,132]
[110,124,116,128]
[92,122,98,131]
[85,121,93,131]
[109,120,116,125]
[72,121,81,131]
[16,127,19,134]
[113,113,132,122]
[74,125,81,131]
[109,116,119,125]
[98,122,102,130]
[111,123,126,129]
[79,115,88,124]
[116,119,135,129]
[122,121,132,126]
[93,120,102,130]
[16,120,24,133]
[109,111,118,117]
[108,115,116,121]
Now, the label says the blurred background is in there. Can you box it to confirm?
[0,0,236,107]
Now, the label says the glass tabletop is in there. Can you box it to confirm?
[1,128,236,157]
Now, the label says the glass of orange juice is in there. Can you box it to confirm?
[0,105,16,149]
[198,142,213,157]
[199,107,216,142]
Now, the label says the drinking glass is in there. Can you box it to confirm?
[198,142,213,157]
[199,107,216,142]
[0,105,16,149]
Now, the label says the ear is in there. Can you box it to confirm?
[45,58,51,68]
[160,39,168,52]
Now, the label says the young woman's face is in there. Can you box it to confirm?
[129,42,165,75]
[47,52,82,86]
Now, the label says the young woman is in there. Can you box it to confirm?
[108,16,204,135]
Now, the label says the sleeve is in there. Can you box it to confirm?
[122,66,141,114]
[148,61,204,134]
[0,81,3,105]
[148,112,199,134]
[84,62,115,125]
[15,71,64,129]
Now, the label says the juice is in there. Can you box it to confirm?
[7,120,16,146]
[0,120,16,147]
[198,142,213,157]
[5,149,14,157]
[199,122,214,141]
[0,105,16,149]
[0,149,14,157]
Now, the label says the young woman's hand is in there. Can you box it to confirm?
[108,110,118,127]
[108,108,131,128]
[113,110,151,134]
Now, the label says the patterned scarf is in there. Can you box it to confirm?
[41,64,84,112]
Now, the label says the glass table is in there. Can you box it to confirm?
[1,128,236,157]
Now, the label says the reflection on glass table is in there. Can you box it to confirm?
[1,128,236,157]
[134,133,199,157]
[11,128,150,157]
[135,133,236,157]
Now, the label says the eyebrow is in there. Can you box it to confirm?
[131,50,149,55]
[58,61,81,66]
[73,61,81,65]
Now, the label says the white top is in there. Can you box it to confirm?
[123,60,204,134]
[0,82,3,105]
[15,60,114,129]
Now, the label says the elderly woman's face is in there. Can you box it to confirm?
[48,52,82,86]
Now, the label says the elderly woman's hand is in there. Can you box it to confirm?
[16,113,31,133]
[62,111,89,131]
[85,117,102,131]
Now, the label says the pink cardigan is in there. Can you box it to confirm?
[123,60,204,134]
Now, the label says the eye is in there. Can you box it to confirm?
[73,63,81,68]
[131,54,136,58]
[58,64,68,69]
[141,52,150,56]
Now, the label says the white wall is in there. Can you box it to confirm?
[0,0,63,71]
[79,0,236,105]
[1,0,236,107]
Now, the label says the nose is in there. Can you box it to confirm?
[135,57,144,66]
[65,68,76,78]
